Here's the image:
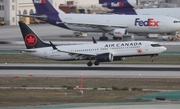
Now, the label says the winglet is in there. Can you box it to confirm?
[49,41,57,50]
[92,37,97,44]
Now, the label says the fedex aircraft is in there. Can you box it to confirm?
[100,0,180,19]
[18,21,166,66]
[19,0,180,41]
[100,0,180,38]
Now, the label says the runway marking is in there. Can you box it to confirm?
[0,66,180,71]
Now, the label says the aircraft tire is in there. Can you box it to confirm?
[87,62,93,67]
[99,37,108,41]
[94,61,99,66]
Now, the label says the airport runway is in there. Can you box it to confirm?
[0,64,180,78]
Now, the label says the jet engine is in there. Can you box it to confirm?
[96,53,114,62]
[109,28,128,37]
[114,57,125,61]
[100,0,139,9]
[160,35,173,41]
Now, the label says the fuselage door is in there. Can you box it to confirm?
[145,44,149,51]
[160,17,167,32]
[44,50,48,58]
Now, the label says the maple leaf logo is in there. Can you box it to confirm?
[25,34,37,46]
[137,49,142,53]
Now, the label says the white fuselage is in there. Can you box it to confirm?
[135,8,180,20]
[22,41,166,61]
[58,14,180,34]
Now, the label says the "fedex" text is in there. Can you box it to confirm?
[111,2,124,7]
[135,18,159,27]
[34,0,46,4]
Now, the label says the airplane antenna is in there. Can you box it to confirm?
[49,41,57,50]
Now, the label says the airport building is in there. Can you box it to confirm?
[0,0,100,25]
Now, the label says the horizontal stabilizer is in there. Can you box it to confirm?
[16,49,37,52]
[17,14,47,20]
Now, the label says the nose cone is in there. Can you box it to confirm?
[162,46,167,52]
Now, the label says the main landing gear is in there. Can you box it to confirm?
[113,37,122,40]
[99,32,108,41]
[87,60,100,67]
[87,61,93,67]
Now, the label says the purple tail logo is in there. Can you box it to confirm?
[111,2,124,7]
[33,0,46,4]
[135,18,159,27]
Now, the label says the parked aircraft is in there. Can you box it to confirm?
[18,21,166,66]
[18,0,180,41]
[99,0,180,40]
[100,0,180,19]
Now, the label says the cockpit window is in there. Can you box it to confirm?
[151,44,162,47]
[174,21,180,23]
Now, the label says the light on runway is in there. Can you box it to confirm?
[139,74,142,76]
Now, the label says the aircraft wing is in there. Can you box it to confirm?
[63,21,128,29]
[58,49,97,59]
[49,41,96,59]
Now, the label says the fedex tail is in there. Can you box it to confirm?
[33,0,64,14]
[99,0,139,14]
[100,0,180,20]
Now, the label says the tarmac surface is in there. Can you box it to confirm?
[0,64,180,78]
[1,102,180,109]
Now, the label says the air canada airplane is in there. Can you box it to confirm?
[18,0,180,41]
[18,21,166,66]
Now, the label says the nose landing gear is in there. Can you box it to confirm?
[150,54,158,62]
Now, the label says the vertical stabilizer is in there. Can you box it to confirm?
[19,21,50,49]
[32,0,64,14]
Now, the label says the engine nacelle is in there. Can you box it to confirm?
[114,57,125,61]
[109,29,128,37]
[160,35,173,41]
[96,53,114,62]
[100,0,139,9]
